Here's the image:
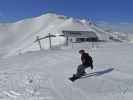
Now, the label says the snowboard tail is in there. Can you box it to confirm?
[69,74,86,82]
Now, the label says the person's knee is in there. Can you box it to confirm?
[77,65,82,71]
[78,64,83,68]
[77,64,82,69]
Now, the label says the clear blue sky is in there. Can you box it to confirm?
[0,0,133,23]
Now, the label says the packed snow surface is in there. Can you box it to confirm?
[0,42,133,100]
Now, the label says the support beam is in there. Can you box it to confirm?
[48,33,52,48]
[36,36,42,50]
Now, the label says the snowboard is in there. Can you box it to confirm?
[69,74,87,82]
[69,72,97,82]
[69,76,80,82]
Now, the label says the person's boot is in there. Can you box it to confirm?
[80,71,87,76]
[76,71,86,77]
[69,74,79,82]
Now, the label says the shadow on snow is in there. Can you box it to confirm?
[81,68,114,79]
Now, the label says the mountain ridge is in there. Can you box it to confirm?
[0,13,129,57]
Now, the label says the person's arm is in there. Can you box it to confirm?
[81,55,86,64]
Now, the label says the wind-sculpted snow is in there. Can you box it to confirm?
[0,43,133,100]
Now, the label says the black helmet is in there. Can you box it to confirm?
[79,49,85,53]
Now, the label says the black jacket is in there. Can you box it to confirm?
[81,53,93,66]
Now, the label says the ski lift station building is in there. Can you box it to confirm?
[62,30,99,43]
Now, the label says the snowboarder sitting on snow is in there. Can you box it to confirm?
[75,49,93,77]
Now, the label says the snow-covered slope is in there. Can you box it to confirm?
[96,22,133,42]
[0,13,129,57]
[0,42,133,100]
